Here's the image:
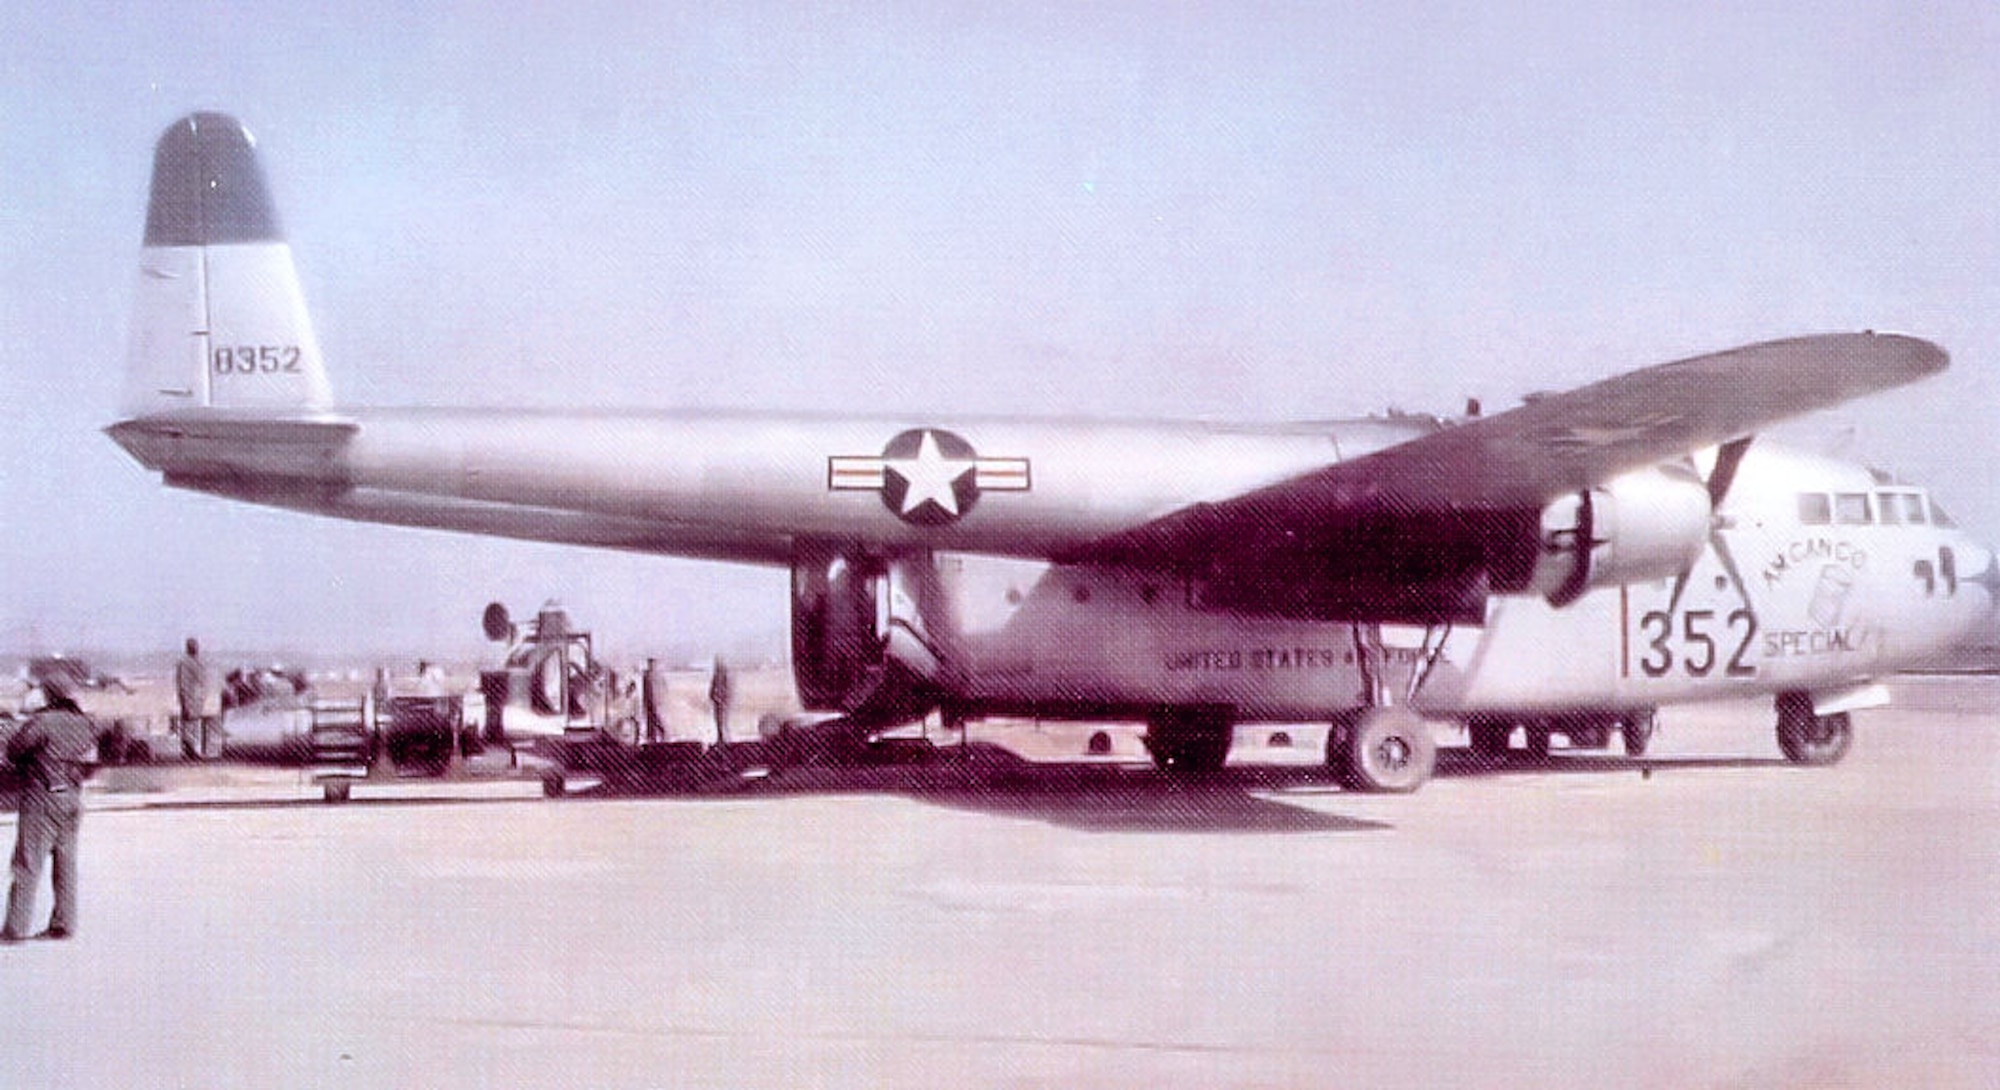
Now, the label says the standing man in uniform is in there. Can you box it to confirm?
[707,657,733,746]
[174,636,210,758]
[3,672,110,942]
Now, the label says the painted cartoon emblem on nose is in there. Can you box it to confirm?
[828,428,1031,526]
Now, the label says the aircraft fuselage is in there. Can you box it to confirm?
[110,410,1996,724]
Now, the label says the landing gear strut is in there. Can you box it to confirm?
[1327,624,1438,792]
[1775,692,1852,766]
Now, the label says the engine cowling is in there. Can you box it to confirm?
[1522,466,1712,604]
[790,549,945,721]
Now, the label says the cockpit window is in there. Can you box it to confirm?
[1930,498,1957,528]
[1834,493,1872,525]
[1878,491,1930,526]
[1798,493,1832,525]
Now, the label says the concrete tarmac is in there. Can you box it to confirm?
[2,678,1996,1088]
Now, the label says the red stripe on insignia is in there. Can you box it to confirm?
[975,460,1031,490]
[828,458,885,490]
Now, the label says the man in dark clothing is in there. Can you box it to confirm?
[4,673,109,942]
[707,658,732,746]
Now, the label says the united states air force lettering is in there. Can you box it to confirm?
[1166,646,1420,672]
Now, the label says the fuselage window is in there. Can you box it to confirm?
[1929,498,1957,528]
[1798,493,1832,525]
[1834,492,1872,525]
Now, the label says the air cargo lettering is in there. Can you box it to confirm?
[1762,538,1866,588]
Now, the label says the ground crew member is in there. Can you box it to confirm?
[174,636,210,758]
[414,660,446,697]
[641,658,667,743]
[3,672,110,943]
[708,657,732,745]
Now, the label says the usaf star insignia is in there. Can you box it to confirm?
[829,428,1031,526]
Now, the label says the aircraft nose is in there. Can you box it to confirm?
[1970,544,2000,609]
[1962,542,2000,656]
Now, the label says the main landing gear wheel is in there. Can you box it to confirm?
[1328,707,1436,793]
[1775,693,1853,766]
[1145,707,1233,774]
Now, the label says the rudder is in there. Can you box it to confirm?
[124,112,332,415]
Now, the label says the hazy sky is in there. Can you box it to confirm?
[2,3,1996,665]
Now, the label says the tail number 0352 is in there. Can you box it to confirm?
[1632,607,1758,679]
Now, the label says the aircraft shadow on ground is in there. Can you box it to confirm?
[123,793,555,814]
[99,752,1382,834]
[93,744,1791,831]
[732,750,1390,834]
[584,741,1796,833]
[1432,749,1789,779]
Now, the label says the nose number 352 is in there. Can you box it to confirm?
[1634,608,1758,679]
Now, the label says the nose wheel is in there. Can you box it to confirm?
[1775,692,1853,766]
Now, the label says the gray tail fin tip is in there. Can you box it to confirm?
[144,112,281,247]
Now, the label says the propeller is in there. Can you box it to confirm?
[1666,436,1756,615]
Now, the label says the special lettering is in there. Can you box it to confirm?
[1763,628,1873,657]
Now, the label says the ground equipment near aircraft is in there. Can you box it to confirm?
[106,113,2000,793]
[474,600,853,796]
[173,662,517,802]
[171,666,373,795]
[477,600,635,744]
[475,600,665,795]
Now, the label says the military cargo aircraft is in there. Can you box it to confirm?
[107,113,1998,792]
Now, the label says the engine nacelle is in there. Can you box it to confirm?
[791,549,946,721]
[1524,466,1712,605]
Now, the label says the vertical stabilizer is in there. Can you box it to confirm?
[124,112,332,416]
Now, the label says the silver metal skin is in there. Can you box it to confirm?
[107,114,1999,789]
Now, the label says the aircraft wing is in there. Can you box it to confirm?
[1077,332,1947,566]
